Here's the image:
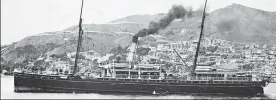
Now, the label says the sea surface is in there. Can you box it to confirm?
[1,76,276,99]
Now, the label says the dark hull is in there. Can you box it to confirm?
[14,73,266,95]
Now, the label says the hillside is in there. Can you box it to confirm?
[208,3,276,43]
[1,3,276,70]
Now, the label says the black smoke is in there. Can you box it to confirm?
[134,5,187,37]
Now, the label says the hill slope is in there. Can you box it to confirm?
[2,3,276,68]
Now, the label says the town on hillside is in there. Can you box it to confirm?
[2,37,276,80]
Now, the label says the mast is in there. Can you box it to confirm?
[192,0,207,73]
[72,0,84,75]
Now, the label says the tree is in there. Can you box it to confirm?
[13,63,23,69]
[117,45,123,54]
[137,47,151,56]
[60,53,69,61]
[45,62,51,69]
[199,47,206,55]
[15,44,38,61]
[1,57,4,63]
[109,45,127,54]
[33,60,46,71]
[2,60,15,72]
[91,59,99,69]
[170,65,181,73]
[207,46,218,53]
[64,70,69,75]
[187,6,193,18]
[1,64,9,71]
[92,59,98,64]
[50,53,67,59]
[164,62,174,69]
[20,59,30,68]
[240,63,255,71]
[221,54,228,59]
[164,30,176,36]
[159,53,171,60]
[78,54,86,60]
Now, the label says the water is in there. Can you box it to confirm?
[1,76,276,99]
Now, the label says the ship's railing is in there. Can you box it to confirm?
[190,76,255,81]
[114,74,160,79]
[15,72,263,82]
[162,77,257,82]
[101,74,257,81]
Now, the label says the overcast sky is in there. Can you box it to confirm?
[1,0,276,45]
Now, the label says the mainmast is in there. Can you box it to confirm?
[72,0,84,75]
[192,0,207,73]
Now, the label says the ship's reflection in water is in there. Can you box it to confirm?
[1,76,275,99]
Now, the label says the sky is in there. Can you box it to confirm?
[1,0,276,45]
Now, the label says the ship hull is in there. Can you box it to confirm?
[14,73,265,95]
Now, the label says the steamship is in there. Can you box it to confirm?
[14,0,270,95]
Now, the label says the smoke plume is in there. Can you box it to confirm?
[134,5,187,37]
